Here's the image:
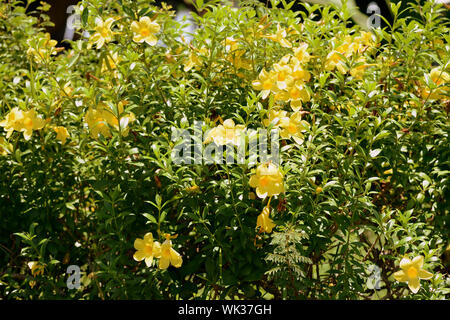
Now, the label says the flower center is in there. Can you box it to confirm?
[140,28,150,37]
[144,245,153,255]
[288,124,297,134]
[24,118,33,128]
[100,27,109,38]
[162,247,171,258]
[263,79,272,90]
[407,266,418,278]
[260,176,270,187]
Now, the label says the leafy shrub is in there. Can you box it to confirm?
[0,0,448,299]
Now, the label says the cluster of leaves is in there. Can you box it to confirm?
[0,0,448,299]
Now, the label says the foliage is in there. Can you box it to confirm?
[0,0,448,299]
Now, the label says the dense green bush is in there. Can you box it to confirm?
[0,0,448,299]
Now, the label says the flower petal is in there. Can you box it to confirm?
[411,256,424,269]
[159,256,170,270]
[393,270,408,282]
[144,256,153,267]
[134,238,145,250]
[400,257,412,269]
[133,250,146,261]
[170,248,183,268]
[418,269,433,280]
[408,277,420,294]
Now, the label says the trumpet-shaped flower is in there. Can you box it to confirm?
[249,163,284,198]
[265,24,292,48]
[131,16,160,46]
[263,108,289,128]
[0,136,12,156]
[28,261,45,277]
[84,102,135,139]
[27,33,59,63]
[256,206,276,233]
[422,67,450,100]
[133,233,161,267]
[0,108,46,140]
[204,119,246,146]
[325,50,348,74]
[252,69,278,99]
[293,43,311,64]
[89,17,115,49]
[53,126,69,144]
[275,82,310,111]
[159,234,183,269]
[273,62,294,91]
[279,111,309,143]
[393,255,433,293]
[184,47,209,72]
[84,108,112,138]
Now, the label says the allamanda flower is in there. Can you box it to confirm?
[264,24,292,48]
[393,255,433,293]
[159,234,183,270]
[131,16,160,46]
[422,67,450,100]
[89,17,115,49]
[53,126,69,144]
[204,119,246,146]
[252,69,278,99]
[279,111,310,144]
[249,163,284,199]
[28,261,45,277]
[0,108,46,140]
[256,205,276,233]
[133,233,161,267]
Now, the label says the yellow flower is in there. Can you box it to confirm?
[89,17,115,49]
[273,61,294,91]
[0,107,24,138]
[84,102,135,139]
[131,16,160,46]
[184,46,209,72]
[84,107,111,138]
[223,37,252,71]
[252,69,278,99]
[101,51,121,74]
[133,233,161,267]
[393,255,433,293]
[422,67,450,100]
[256,205,276,233]
[0,108,46,140]
[354,31,376,48]
[54,126,69,144]
[265,24,292,48]
[325,50,348,74]
[263,108,289,128]
[28,261,45,277]
[159,234,183,270]
[26,33,59,63]
[249,163,284,198]
[279,111,309,143]
[293,43,311,64]
[290,59,311,83]
[0,136,12,156]
[350,57,374,80]
[275,82,310,111]
[204,119,246,146]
